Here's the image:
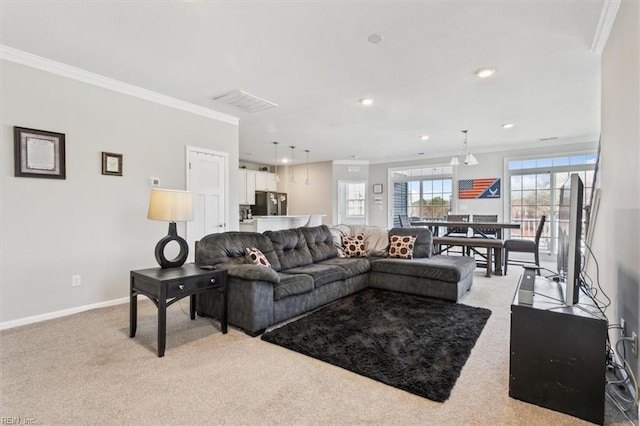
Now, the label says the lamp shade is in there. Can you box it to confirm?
[449,157,460,166]
[147,189,193,222]
[464,153,479,166]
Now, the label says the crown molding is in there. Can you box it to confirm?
[590,0,621,55]
[0,45,239,125]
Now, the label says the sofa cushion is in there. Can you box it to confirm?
[342,235,366,257]
[264,228,313,270]
[300,225,338,262]
[348,225,389,257]
[283,264,347,288]
[245,247,271,268]
[196,231,281,271]
[370,255,475,283]
[317,257,371,278]
[328,224,352,257]
[388,235,416,259]
[273,273,314,301]
[388,227,433,258]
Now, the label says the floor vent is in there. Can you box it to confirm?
[212,90,278,113]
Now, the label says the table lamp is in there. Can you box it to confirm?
[147,189,193,269]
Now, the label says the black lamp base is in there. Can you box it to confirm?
[155,222,189,269]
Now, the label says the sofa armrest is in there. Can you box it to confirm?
[224,264,281,284]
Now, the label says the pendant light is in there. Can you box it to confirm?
[289,146,297,184]
[272,141,280,182]
[463,130,478,165]
[450,130,478,166]
[304,149,311,185]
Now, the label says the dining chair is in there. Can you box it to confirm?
[442,214,469,255]
[503,215,547,275]
[443,214,469,237]
[398,215,412,228]
[468,214,499,263]
[471,214,499,238]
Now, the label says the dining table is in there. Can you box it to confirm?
[410,220,520,239]
[410,219,522,276]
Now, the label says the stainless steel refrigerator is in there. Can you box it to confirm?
[253,191,288,215]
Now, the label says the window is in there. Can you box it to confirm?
[391,166,453,227]
[346,182,365,217]
[508,154,594,255]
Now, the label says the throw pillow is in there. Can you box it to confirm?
[388,235,416,259]
[245,247,271,268]
[342,234,366,257]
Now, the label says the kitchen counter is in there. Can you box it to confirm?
[239,215,325,233]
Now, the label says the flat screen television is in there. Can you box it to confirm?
[557,173,584,306]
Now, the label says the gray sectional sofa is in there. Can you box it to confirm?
[195,224,476,336]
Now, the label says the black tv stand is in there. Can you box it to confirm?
[509,274,607,424]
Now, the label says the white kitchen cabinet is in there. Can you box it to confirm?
[255,171,277,192]
[238,169,256,205]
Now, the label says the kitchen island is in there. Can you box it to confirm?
[239,215,325,233]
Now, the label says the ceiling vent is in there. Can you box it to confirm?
[212,90,278,113]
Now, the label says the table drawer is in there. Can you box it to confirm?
[166,275,219,298]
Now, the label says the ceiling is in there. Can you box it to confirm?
[1,1,604,166]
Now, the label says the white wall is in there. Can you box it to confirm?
[368,141,597,229]
[1,60,239,325]
[592,0,639,379]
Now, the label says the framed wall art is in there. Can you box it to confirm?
[14,126,66,179]
[102,152,123,176]
[458,178,501,199]
[372,183,383,194]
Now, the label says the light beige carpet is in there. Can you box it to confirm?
[0,265,631,425]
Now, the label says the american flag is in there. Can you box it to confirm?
[459,178,500,199]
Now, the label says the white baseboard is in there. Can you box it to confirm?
[0,297,129,330]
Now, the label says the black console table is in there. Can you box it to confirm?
[509,275,607,424]
[130,264,228,357]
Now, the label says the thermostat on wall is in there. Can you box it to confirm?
[149,177,160,187]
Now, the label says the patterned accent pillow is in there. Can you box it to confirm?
[342,234,366,258]
[388,235,416,259]
[245,247,271,268]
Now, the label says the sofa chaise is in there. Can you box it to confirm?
[195,224,476,336]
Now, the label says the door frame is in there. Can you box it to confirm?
[185,145,229,247]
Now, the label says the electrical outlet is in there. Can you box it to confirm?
[71,275,81,287]
[632,332,638,357]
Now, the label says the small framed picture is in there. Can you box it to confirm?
[102,152,123,176]
[14,126,66,179]
[373,183,383,194]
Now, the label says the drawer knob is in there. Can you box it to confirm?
[178,284,184,290]
[210,279,216,284]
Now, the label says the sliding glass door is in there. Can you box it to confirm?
[508,154,595,256]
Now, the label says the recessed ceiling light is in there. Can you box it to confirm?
[420,135,430,141]
[359,98,374,106]
[282,158,289,163]
[475,68,496,78]
[502,123,515,129]
[368,34,383,44]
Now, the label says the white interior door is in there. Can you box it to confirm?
[337,180,367,225]
[186,147,227,260]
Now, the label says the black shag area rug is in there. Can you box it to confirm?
[261,289,491,402]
